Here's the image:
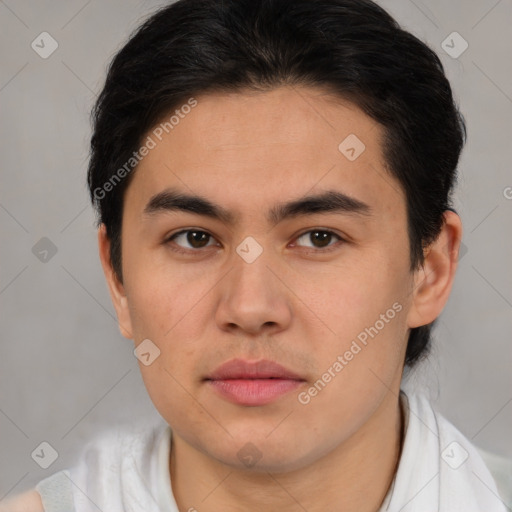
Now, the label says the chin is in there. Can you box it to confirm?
[210,434,319,474]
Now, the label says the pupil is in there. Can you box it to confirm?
[312,231,331,247]
[187,231,208,248]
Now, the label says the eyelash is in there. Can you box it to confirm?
[164,228,346,255]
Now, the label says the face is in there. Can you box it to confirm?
[102,86,428,472]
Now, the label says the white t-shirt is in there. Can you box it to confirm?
[35,391,508,511]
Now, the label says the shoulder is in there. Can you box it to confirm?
[77,417,168,468]
[69,419,170,509]
[401,391,509,510]
[0,489,45,512]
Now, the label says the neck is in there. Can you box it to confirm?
[169,389,404,512]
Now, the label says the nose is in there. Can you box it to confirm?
[214,248,292,337]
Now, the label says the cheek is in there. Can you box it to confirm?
[124,253,209,338]
[293,302,408,440]
[292,254,410,377]
[288,255,399,332]
[139,360,210,436]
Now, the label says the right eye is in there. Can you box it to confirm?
[165,229,220,253]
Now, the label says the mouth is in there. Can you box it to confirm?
[204,358,306,406]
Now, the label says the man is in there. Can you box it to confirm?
[3,0,507,510]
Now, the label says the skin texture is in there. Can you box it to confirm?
[0,490,44,512]
[96,86,462,512]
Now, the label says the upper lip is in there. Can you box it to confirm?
[206,358,305,381]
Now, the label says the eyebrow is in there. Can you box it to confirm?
[142,187,372,225]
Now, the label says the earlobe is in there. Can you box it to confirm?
[97,224,134,339]
[407,210,463,329]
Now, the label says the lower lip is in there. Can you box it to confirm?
[207,379,304,406]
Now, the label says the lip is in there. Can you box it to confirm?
[205,358,306,406]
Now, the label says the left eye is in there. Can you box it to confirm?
[294,230,342,249]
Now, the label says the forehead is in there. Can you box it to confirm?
[126,86,404,221]
[156,87,379,159]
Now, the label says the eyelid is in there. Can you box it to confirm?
[292,228,345,250]
[165,228,220,253]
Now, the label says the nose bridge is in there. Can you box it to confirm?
[215,238,291,334]
[229,240,276,303]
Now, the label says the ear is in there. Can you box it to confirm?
[97,224,134,339]
[407,210,463,329]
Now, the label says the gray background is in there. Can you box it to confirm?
[1,0,511,498]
